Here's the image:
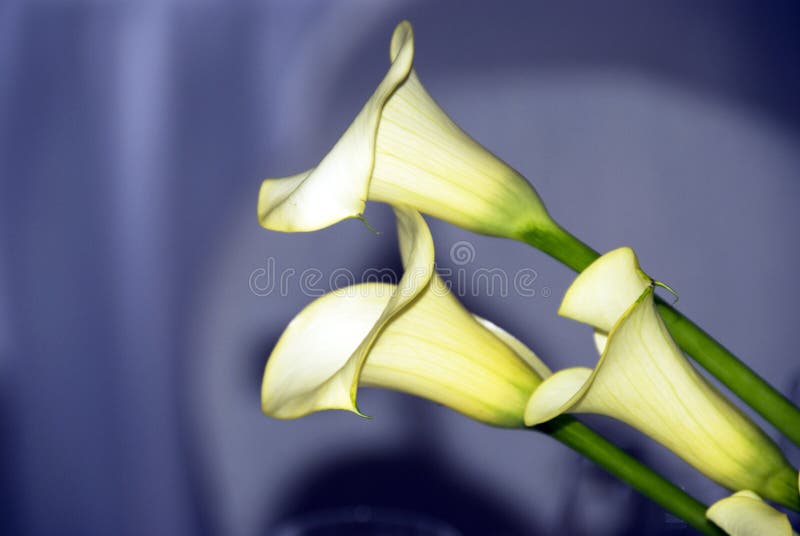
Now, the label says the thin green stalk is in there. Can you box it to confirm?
[537,415,724,535]
[521,223,800,447]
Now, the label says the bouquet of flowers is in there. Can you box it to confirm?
[257,21,800,535]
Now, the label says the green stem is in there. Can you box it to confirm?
[521,223,800,447]
[537,415,724,535]
[520,223,599,272]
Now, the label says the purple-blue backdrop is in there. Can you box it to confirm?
[1,1,799,535]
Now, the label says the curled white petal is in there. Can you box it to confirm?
[258,21,550,239]
[261,207,432,417]
[558,246,650,332]
[524,367,591,425]
[526,248,797,505]
[260,284,391,418]
[262,207,547,427]
[258,23,414,232]
[707,491,796,536]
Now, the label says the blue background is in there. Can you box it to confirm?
[1,1,799,534]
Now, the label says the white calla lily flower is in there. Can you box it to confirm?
[707,491,797,536]
[525,247,799,508]
[261,207,549,427]
[258,21,551,240]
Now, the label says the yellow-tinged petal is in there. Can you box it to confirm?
[475,316,552,380]
[262,207,548,427]
[558,246,650,332]
[525,367,592,425]
[257,24,414,232]
[707,491,796,536]
[360,281,547,427]
[260,285,391,418]
[258,21,552,240]
[261,207,432,418]
[526,248,799,507]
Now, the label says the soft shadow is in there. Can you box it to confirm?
[262,396,544,536]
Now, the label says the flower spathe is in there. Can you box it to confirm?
[706,491,797,536]
[258,21,551,240]
[525,247,799,508]
[261,207,550,427]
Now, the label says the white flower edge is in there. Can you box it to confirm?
[261,206,432,418]
[261,206,551,425]
[707,491,796,536]
[525,248,797,503]
[558,246,651,332]
[258,20,551,240]
[257,22,414,232]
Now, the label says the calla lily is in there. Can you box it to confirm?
[261,207,550,427]
[707,491,797,536]
[525,247,799,508]
[258,21,552,240]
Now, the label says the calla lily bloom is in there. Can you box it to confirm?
[525,247,799,508]
[258,21,552,240]
[707,491,797,536]
[261,207,550,427]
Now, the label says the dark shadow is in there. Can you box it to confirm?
[262,395,543,536]
[556,444,691,536]
[0,375,21,535]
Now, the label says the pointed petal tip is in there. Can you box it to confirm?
[259,284,393,420]
[261,400,367,421]
[260,209,434,422]
[390,20,414,61]
[258,22,415,235]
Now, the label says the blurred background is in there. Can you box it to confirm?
[2,1,799,534]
